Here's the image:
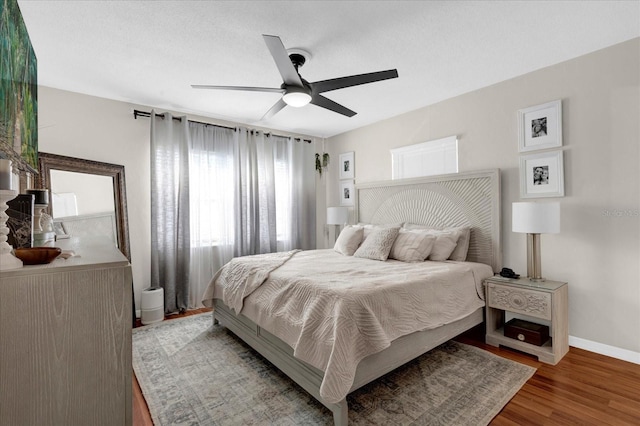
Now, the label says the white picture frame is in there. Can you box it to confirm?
[518,100,562,152]
[340,180,354,206]
[519,150,565,198]
[339,152,355,180]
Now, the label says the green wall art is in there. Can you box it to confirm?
[0,0,38,173]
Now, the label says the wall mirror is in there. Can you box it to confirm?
[37,152,131,261]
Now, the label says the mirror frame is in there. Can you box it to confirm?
[36,152,131,261]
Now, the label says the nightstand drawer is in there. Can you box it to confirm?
[486,283,552,320]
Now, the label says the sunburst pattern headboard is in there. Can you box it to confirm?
[355,169,501,272]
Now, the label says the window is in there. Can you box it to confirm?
[274,158,291,242]
[189,149,235,246]
[189,148,293,247]
[391,135,458,179]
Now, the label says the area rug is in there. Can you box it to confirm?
[133,313,535,425]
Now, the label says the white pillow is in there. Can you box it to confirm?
[403,224,471,261]
[353,227,400,261]
[356,223,376,241]
[449,227,471,261]
[334,225,364,256]
[357,222,403,241]
[428,234,458,261]
[389,230,437,262]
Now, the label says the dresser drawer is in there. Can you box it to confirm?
[486,283,552,320]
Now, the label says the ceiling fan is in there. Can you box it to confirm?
[192,35,398,120]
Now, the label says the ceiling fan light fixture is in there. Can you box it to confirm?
[283,87,312,107]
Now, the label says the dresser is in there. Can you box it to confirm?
[0,237,132,426]
[485,276,569,365]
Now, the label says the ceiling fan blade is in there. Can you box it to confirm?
[191,84,284,93]
[262,34,304,87]
[311,69,398,94]
[310,94,356,117]
[261,98,287,121]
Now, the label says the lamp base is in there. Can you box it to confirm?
[526,233,545,281]
[333,224,341,245]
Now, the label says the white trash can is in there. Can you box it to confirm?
[141,287,164,325]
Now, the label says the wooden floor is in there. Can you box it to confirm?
[133,309,640,426]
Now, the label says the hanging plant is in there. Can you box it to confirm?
[316,152,330,177]
[315,153,322,176]
[322,152,330,168]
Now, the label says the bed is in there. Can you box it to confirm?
[202,169,501,425]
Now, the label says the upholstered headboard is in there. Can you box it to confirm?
[355,169,501,272]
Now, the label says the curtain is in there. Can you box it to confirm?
[187,125,316,307]
[187,122,236,308]
[150,111,190,313]
[234,129,277,256]
[272,133,316,251]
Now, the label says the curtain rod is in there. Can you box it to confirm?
[133,109,312,143]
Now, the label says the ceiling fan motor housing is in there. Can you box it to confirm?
[288,53,307,71]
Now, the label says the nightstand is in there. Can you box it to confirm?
[484,276,568,364]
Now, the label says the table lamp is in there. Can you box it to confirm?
[512,201,560,281]
[327,207,349,243]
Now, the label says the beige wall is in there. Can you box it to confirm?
[324,39,640,357]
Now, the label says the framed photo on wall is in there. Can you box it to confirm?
[518,100,562,152]
[339,152,355,179]
[520,150,564,198]
[340,180,354,206]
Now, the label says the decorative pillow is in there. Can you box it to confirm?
[389,230,437,262]
[353,227,400,261]
[428,234,458,261]
[403,224,471,261]
[334,225,364,256]
[448,227,471,261]
[356,223,376,241]
[358,222,404,241]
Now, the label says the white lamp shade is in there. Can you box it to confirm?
[327,207,349,225]
[512,202,560,234]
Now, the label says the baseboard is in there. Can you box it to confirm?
[569,335,640,365]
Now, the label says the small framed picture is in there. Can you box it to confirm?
[340,180,354,206]
[520,150,564,198]
[518,100,562,152]
[339,152,355,180]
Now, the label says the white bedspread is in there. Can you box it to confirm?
[202,249,493,404]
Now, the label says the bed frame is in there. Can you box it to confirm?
[213,169,501,425]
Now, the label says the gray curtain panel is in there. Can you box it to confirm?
[233,129,278,257]
[150,111,190,313]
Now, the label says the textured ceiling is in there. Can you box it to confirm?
[17,1,640,138]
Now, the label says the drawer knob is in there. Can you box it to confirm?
[509,293,527,309]
[517,333,525,341]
